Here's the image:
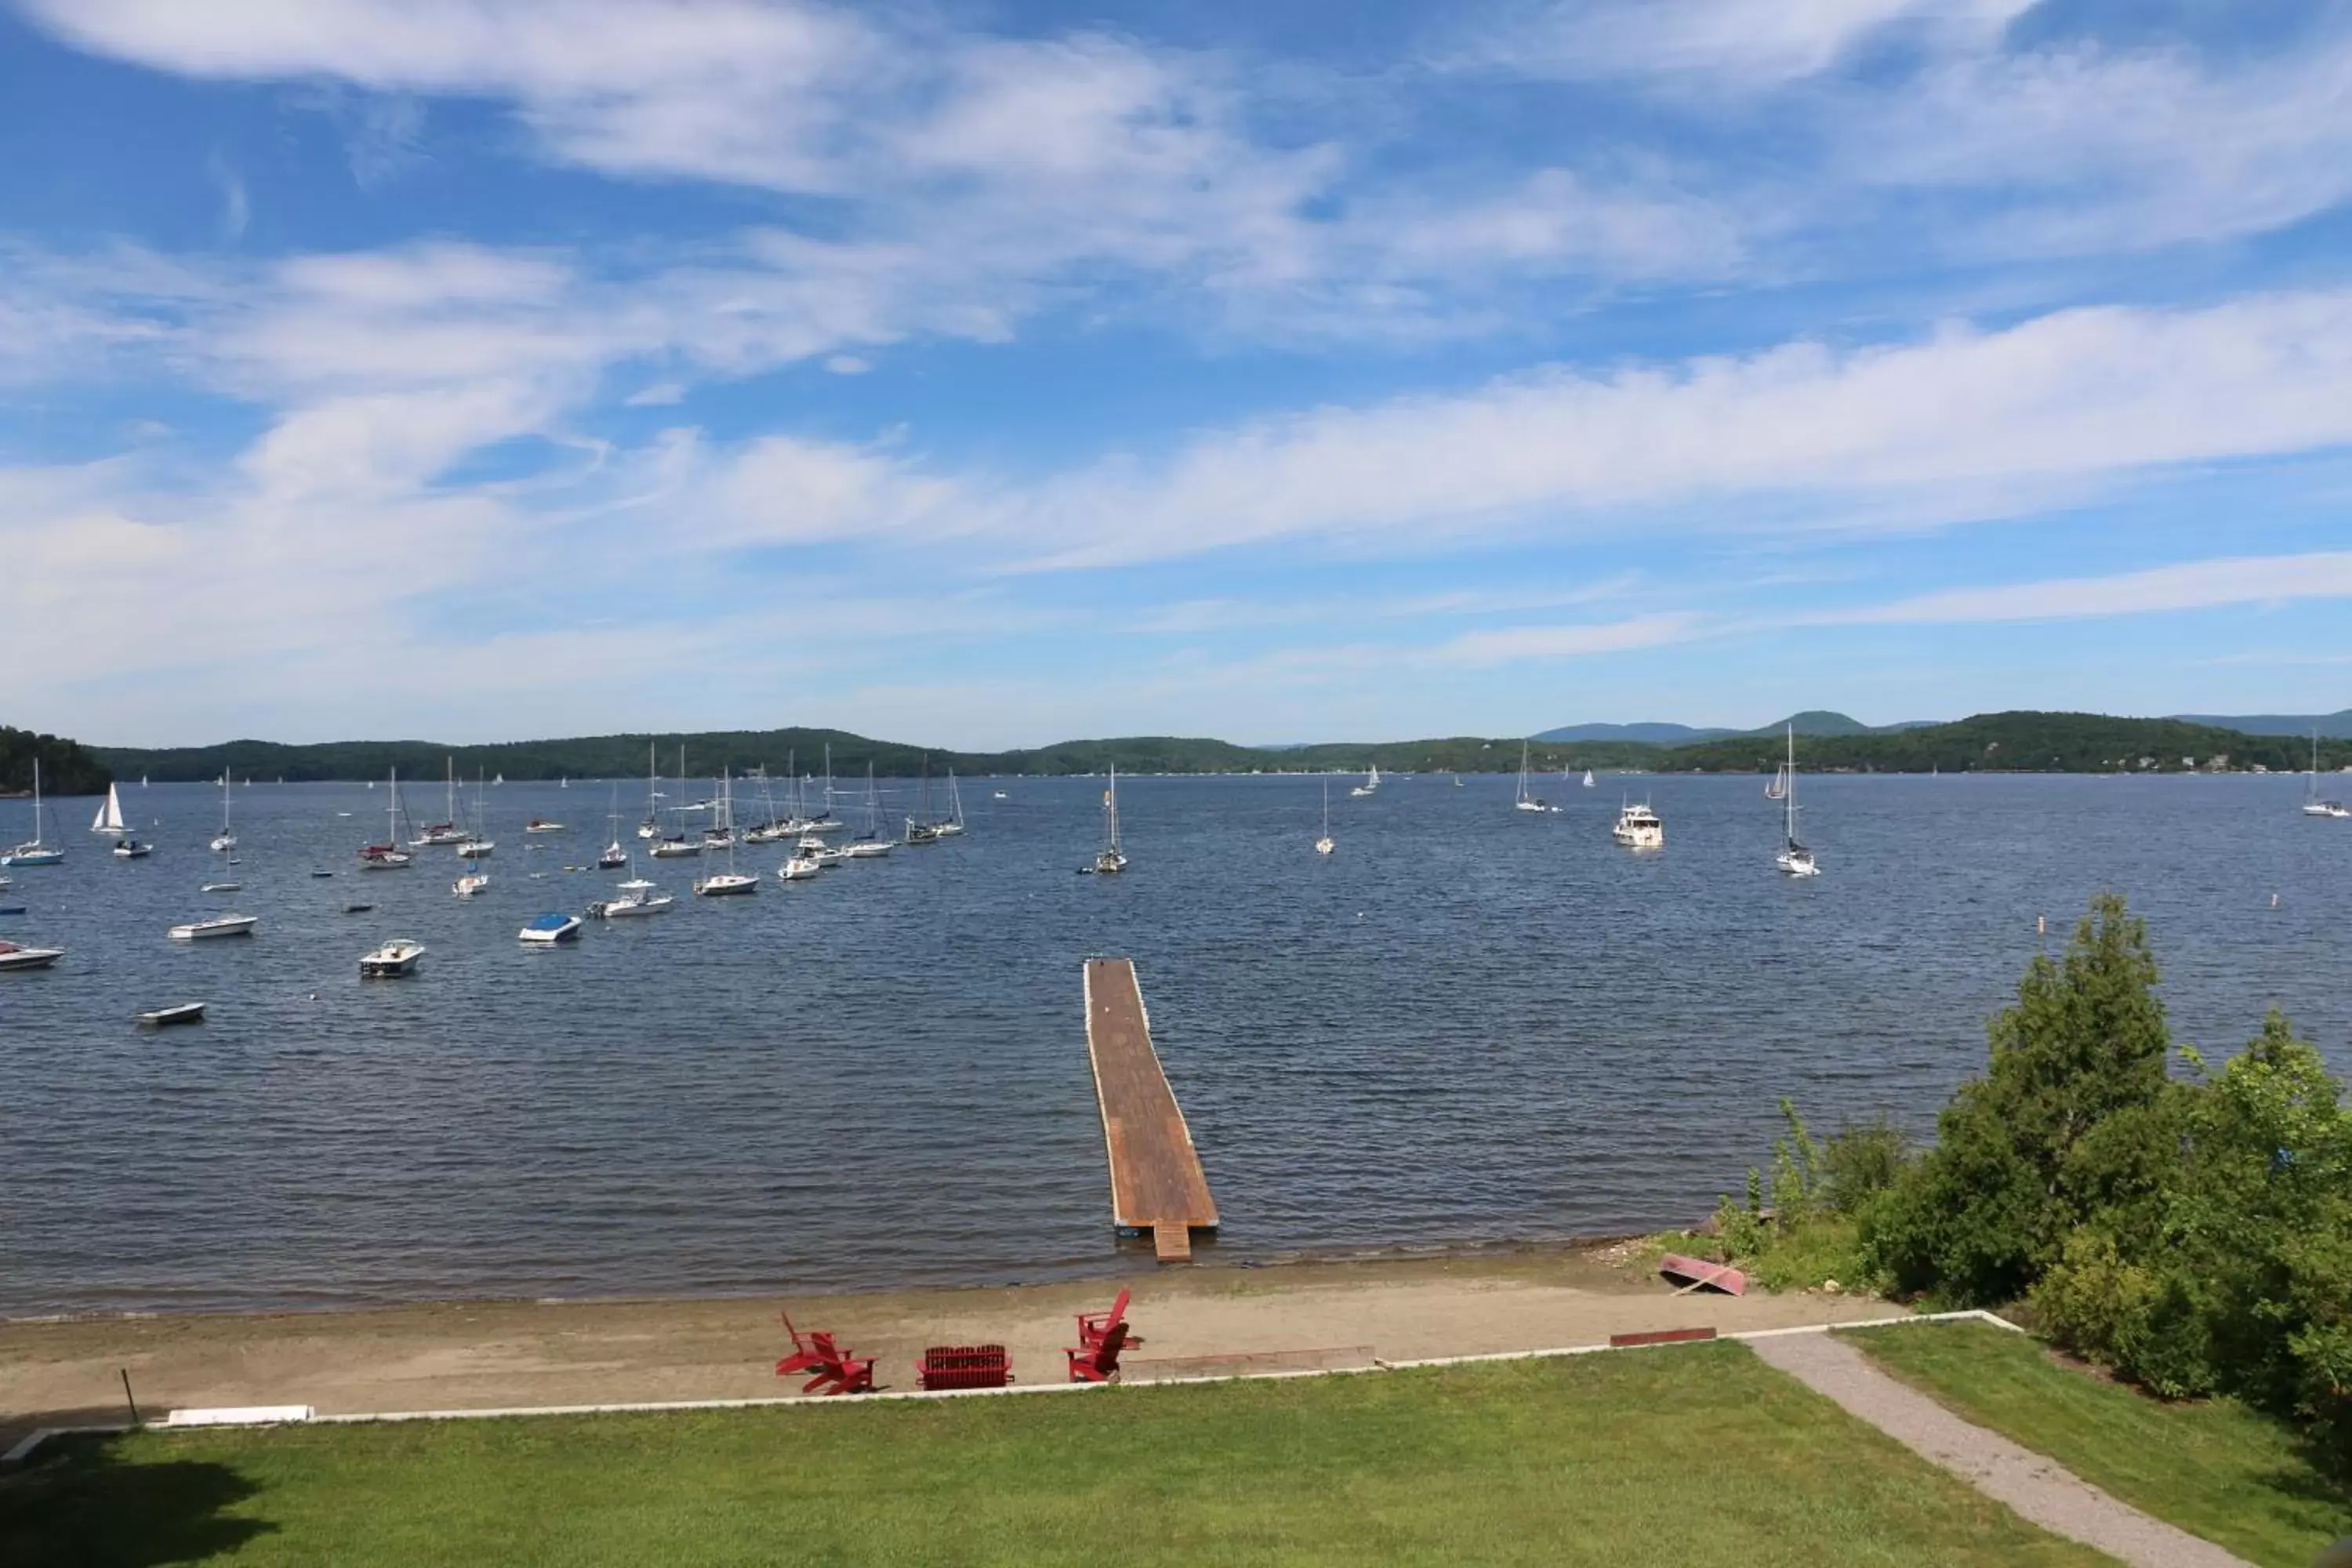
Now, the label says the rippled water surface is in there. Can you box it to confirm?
[4,771,2348,1314]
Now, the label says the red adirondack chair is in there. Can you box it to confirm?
[1065,1319,1131,1383]
[1076,1289,1142,1352]
[776,1312,876,1396]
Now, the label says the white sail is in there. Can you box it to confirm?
[93,782,127,833]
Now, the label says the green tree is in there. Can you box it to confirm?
[1863,893,2173,1304]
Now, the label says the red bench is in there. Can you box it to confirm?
[916,1344,1013,1391]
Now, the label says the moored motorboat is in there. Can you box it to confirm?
[518,912,583,943]
[113,836,155,858]
[169,914,257,941]
[592,874,673,917]
[453,870,490,898]
[0,938,66,971]
[525,818,565,833]
[1611,800,1664,849]
[695,870,760,895]
[776,854,821,881]
[201,880,241,893]
[138,1001,206,1027]
[359,938,426,976]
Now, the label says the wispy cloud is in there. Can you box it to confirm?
[1833,551,2352,626]
[1434,612,1706,665]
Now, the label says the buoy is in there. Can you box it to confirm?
[2036,914,2046,936]
[2271,892,2281,908]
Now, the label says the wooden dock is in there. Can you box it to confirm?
[1083,959,1218,1263]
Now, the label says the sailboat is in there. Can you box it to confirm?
[92,782,129,838]
[599,787,628,868]
[456,770,495,859]
[1089,764,1128,873]
[3,760,64,866]
[935,769,967,837]
[1773,724,1820,877]
[844,764,894,857]
[696,772,759,895]
[414,759,466,845]
[1582,769,1595,789]
[1514,742,1555,813]
[639,742,662,838]
[359,768,416,868]
[904,756,942,845]
[2301,730,2347,817]
[209,770,239,851]
[1349,763,1380,797]
[1315,777,1334,856]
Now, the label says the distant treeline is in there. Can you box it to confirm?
[0,726,112,797]
[78,710,2352,785]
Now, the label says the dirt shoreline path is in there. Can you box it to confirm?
[2,1248,1897,1443]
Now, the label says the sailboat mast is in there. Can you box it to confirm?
[1784,724,1798,844]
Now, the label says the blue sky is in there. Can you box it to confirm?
[5,0,2351,748]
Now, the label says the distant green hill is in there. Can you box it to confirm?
[1671,712,2351,775]
[1,726,111,797]
[85,710,2352,783]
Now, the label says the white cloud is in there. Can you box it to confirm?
[1012,289,2352,567]
[1435,612,1705,665]
[1482,0,2036,86]
[822,355,869,376]
[1834,551,2352,626]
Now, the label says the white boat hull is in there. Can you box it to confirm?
[169,916,257,940]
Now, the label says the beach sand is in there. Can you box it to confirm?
[2,1246,1900,1443]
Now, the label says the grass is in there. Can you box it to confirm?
[0,1342,2110,1566]
[1849,1319,2352,1568]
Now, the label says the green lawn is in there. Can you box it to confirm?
[0,1342,2107,1566]
[1849,1319,2352,1568]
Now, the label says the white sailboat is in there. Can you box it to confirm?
[456,771,495,858]
[1773,724,1820,877]
[1349,763,1380,797]
[2301,730,2347,817]
[844,763,894,857]
[210,769,239,851]
[696,772,759,895]
[599,787,628,869]
[1582,769,1595,789]
[414,758,466,845]
[3,760,64,866]
[1514,742,1555,813]
[1315,777,1334,856]
[639,742,662,837]
[359,768,415,869]
[92,782,129,837]
[936,769,967,836]
[1091,764,1128,873]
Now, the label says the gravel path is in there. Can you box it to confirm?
[1747,1330,2251,1567]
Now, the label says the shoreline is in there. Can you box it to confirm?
[0,1242,1901,1447]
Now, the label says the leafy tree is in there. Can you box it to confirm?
[2036,1013,2352,1455]
[1862,894,2172,1304]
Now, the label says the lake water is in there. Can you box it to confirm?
[3,771,2347,1316]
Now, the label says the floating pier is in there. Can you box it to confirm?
[1082,959,1218,1262]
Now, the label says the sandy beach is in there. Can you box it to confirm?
[2,1245,1900,1446]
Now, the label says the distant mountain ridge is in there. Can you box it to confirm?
[1536,711,1939,742]
[2170,709,2352,739]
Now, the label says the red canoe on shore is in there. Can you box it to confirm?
[1658,1254,1747,1295]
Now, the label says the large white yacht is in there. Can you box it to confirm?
[1611,799,1664,850]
